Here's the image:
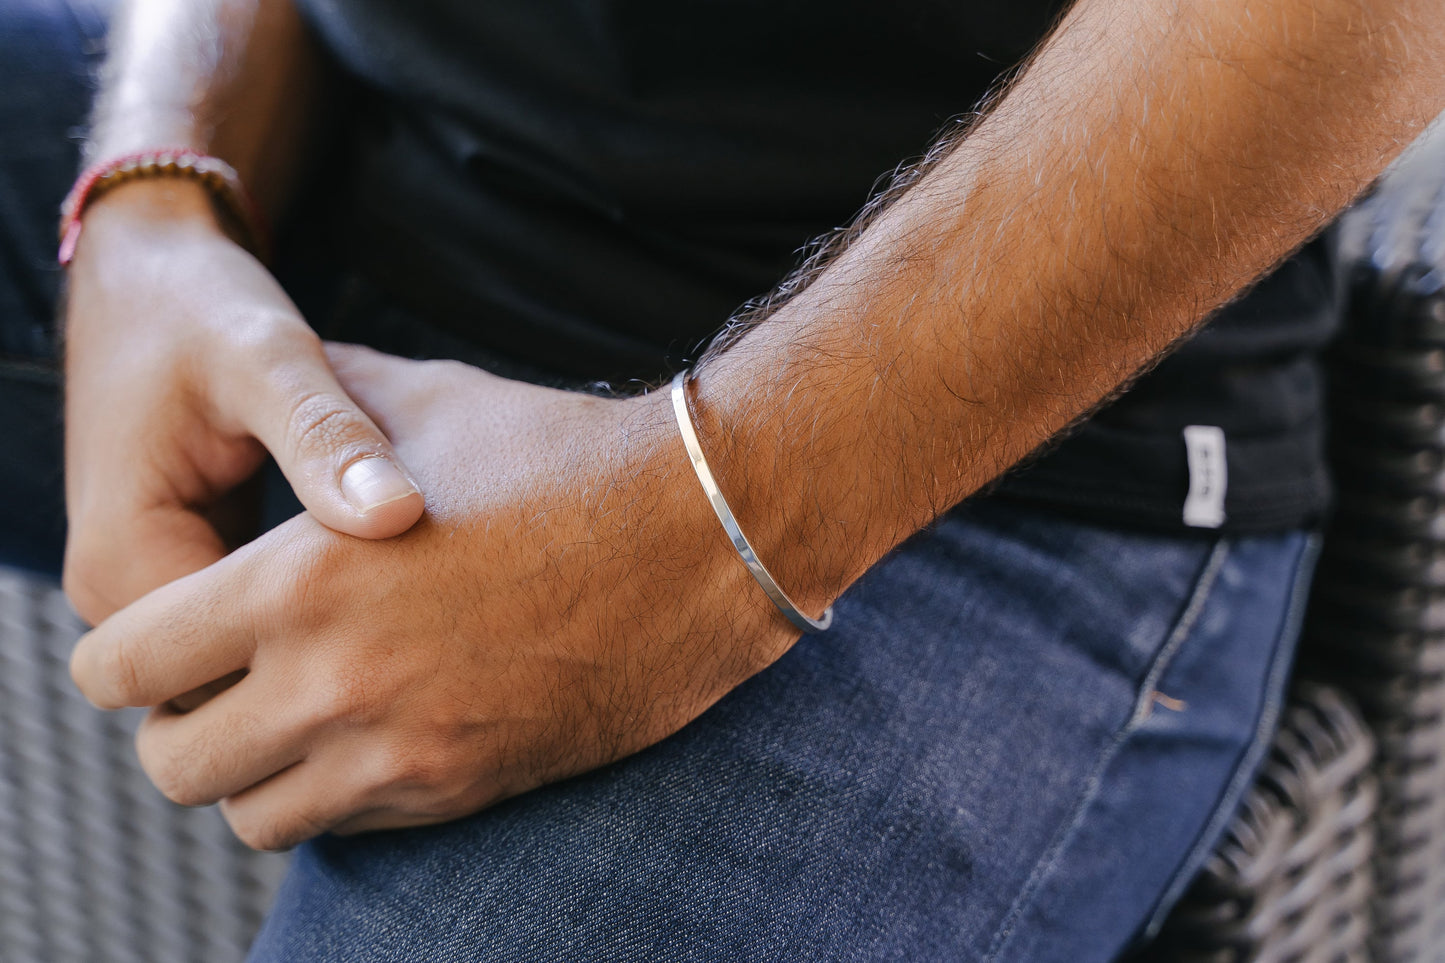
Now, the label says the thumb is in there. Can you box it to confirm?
[241,349,425,540]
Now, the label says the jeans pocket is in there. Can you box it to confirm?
[1134,531,1323,941]
[982,530,1319,963]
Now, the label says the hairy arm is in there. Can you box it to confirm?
[696,0,1445,614]
[69,0,1445,850]
[87,0,322,213]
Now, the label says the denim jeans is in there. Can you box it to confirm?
[240,502,1315,963]
[0,0,107,575]
[4,3,1320,960]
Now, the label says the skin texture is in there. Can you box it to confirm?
[62,0,421,627]
[67,0,1445,850]
[75,346,781,846]
[63,183,424,623]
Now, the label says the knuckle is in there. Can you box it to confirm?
[225,311,317,359]
[304,644,408,728]
[135,724,211,808]
[307,668,378,728]
[286,391,371,459]
[225,811,288,852]
[223,802,323,852]
[417,780,474,820]
[141,751,207,808]
[376,740,453,793]
[61,542,114,627]
[85,638,143,708]
[154,773,210,809]
[62,579,108,630]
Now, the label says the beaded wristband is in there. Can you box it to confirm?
[670,371,833,634]
[58,148,270,266]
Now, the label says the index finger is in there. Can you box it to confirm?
[70,555,257,710]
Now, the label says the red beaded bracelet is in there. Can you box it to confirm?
[58,148,271,266]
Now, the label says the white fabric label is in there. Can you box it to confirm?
[1182,425,1227,529]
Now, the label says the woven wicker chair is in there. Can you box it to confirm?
[1299,116,1445,962]
[0,569,288,963]
[2,119,1443,963]
[1136,685,1378,963]
[1140,117,1445,962]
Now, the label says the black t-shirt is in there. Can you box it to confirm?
[296,0,1337,533]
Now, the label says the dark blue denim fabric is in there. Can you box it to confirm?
[0,0,107,575]
[247,508,1316,962]
[4,5,1319,961]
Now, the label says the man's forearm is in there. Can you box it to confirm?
[691,0,1445,617]
[89,0,324,218]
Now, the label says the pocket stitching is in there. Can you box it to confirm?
[981,538,1232,963]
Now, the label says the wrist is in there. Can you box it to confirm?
[606,387,793,653]
[62,148,270,268]
[659,363,851,630]
[67,178,233,268]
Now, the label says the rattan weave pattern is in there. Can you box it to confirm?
[1135,684,1378,963]
[1305,114,1445,963]
[0,567,288,963]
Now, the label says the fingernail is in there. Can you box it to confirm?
[341,457,419,514]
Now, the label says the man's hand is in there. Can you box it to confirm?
[62,182,424,625]
[69,344,790,851]
[63,0,1445,853]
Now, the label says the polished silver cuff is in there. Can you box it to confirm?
[670,371,833,634]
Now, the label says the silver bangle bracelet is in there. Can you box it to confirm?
[670,371,834,634]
